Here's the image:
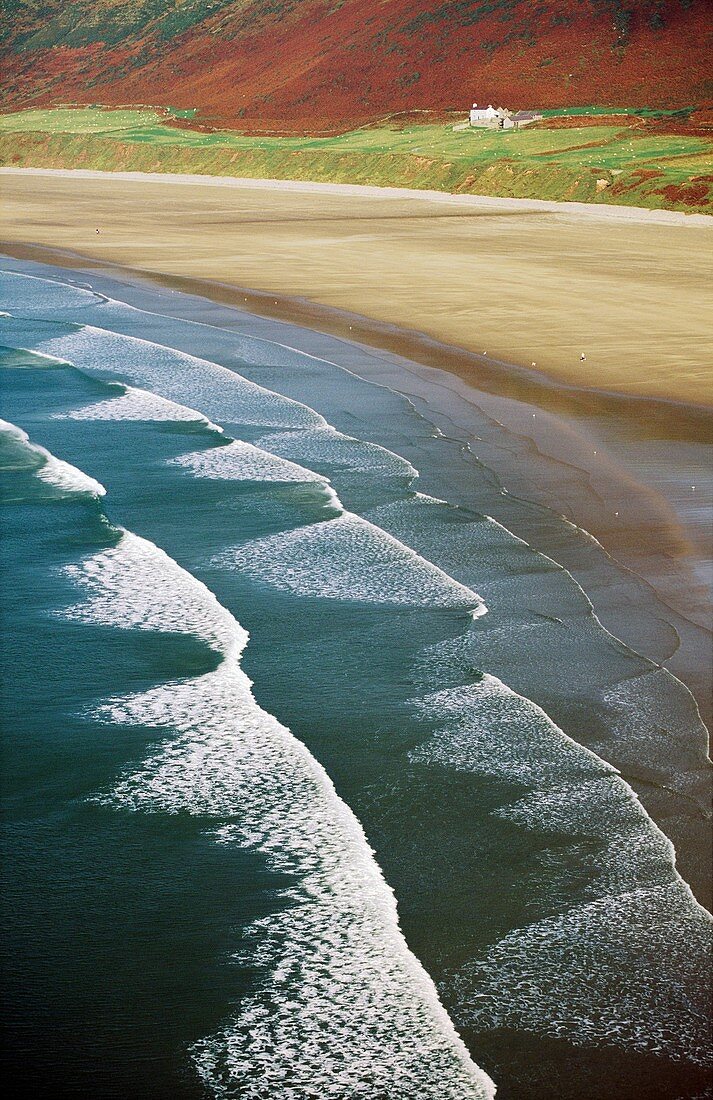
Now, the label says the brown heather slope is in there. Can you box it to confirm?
[3,1,713,133]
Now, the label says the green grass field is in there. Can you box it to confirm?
[1,106,710,213]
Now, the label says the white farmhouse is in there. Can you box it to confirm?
[469,103,505,126]
[468,103,543,130]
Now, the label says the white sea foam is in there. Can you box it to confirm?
[255,427,418,479]
[411,674,612,786]
[365,495,584,618]
[0,418,106,497]
[8,266,708,1073]
[62,529,495,1099]
[452,884,711,1065]
[411,670,712,1063]
[36,453,106,497]
[596,669,711,782]
[363,496,623,692]
[170,439,331,486]
[63,533,241,653]
[497,775,663,838]
[35,325,326,430]
[494,776,679,896]
[215,511,487,612]
[59,384,224,433]
[0,270,107,311]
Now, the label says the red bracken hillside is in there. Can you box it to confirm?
[3,1,712,132]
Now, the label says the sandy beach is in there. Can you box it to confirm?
[2,168,712,409]
[2,168,711,702]
[4,245,710,722]
[2,0,712,1083]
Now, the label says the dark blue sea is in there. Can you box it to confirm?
[1,265,711,1099]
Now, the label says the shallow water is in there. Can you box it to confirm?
[1,267,711,1098]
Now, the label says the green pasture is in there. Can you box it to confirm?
[0,106,196,133]
[1,106,710,212]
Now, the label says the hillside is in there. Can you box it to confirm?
[3,1,713,133]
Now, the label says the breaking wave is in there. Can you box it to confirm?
[215,511,487,613]
[61,527,495,1099]
[0,418,106,498]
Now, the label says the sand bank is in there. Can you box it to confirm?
[1,168,712,408]
[4,167,712,226]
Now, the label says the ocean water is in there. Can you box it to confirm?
[1,267,711,1099]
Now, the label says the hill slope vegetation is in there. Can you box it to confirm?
[3,1,713,132]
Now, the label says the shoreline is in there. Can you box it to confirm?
[2,169,713,409]
[4,245,710,734]
[3,258,712,1097]
[3,250,711,907]
[3,166,712,227]
[3,238,713,431]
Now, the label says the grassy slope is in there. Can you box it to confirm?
[1,107,711,213]
[3,1,712,130]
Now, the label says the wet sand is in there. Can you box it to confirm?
[1,168,712,408]
[3,244,709,702]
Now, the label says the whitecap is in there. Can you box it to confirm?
[452,884,711,1066]
[35,325,326,430]
[61,529,495,1099]
[410,670,712,1064]
[494,776,679,896]
[256,427,418,479]
[58,384,224,433]
[411,674,612,786]
[170,439,331,486]
[215,511,487,612]
[0,418,106,498]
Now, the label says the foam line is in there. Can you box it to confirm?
[7,263,711,1073]
[0,418,106,497]
[215,511,487,613]
[35,324,327,430]
[170,439,331,486]
[256,426,418,479]
[0,269,109,310]
[57,383,224,433]
[62,528,495,1099]
[452,883,711,1065]
[411,674,614,785]
[410,671,712,1064]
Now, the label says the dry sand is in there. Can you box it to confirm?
[2,168,712,409]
